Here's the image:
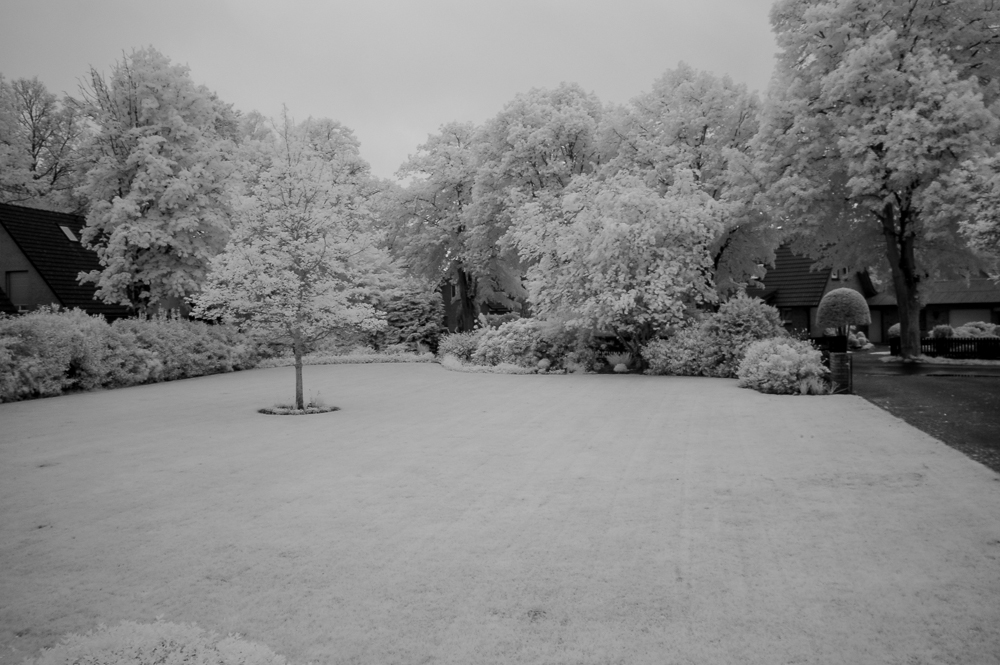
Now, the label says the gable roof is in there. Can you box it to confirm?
[867,278,1000,307]
[745,245,832,308]
[0,203,131,318]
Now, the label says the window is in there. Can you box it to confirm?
[59,225,78,242]
[5,271,30,305]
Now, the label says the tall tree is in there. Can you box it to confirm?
[474,82,607,286]
[755,0,1000,358]
[609,63,778,293]
[0,75,84,211]
[393,122,483,331]
[192,114,384,409]
[509,169,723,356]
[76,47,238,312]
[396,83,611,331]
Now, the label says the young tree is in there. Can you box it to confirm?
[192,114,384,410]
[508,169,722,356]
[755,0,1000,358]
[0,75,85,211]
[76,47,238,312]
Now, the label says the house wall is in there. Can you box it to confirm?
[821,269,866,299]
[779,307,811,334]
[949,308,996,327]
[0,225,59,310]
[869,310,883,343]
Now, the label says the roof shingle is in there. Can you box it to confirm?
[746,245,831,307]
[0,203,131,318]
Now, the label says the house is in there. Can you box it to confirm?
[0,203,130,319]
[866,278,1000,340]
[747,244,1000,343]
[745,245,877,339]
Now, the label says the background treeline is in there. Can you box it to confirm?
[2,0,998,367]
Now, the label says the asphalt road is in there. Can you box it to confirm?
[852,350,1000,474]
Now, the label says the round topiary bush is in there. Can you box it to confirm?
[817,288,871,335]
[888,322,901,338]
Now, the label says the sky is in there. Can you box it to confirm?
[0,0,780,181]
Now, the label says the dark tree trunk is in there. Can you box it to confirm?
[293,340,304,410]
[880,204,922,360]
[455,267,479,333]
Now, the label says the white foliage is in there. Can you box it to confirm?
[508,169,722,339]
[192,112,385,354]
[76,47,237,309]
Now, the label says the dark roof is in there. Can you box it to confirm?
[746,245,831,307]
[868,278,1000,307]
[0,203,131,318]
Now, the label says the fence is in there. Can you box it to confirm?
[889,337,1000,359]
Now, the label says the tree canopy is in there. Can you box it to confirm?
[76,47,239,312]
[0,75,84,211]
[755,0,1000,357]
[192,113,385,409]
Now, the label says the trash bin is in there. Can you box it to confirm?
[829,352,852,394]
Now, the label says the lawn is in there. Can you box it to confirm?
[2,363,1000,664]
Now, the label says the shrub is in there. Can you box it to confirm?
[472,318,543,367]
[816,288,871,334]
[737,337,830,395]
[482,311,522,328]
[534,318,602,371]
[0,308,103,399]
[848,330,871,350]
[0,309,262,402]
[23,619,287,665]
[952,321,998,338]
[888,322,900,338]
[639,337,671,375]
[701,295,787,377]
[374,288,446,352]
[113,317,259,381]
[641,325,704,376]
[644,295,786,377]
[436,329,484,362]
[931,324,954,339]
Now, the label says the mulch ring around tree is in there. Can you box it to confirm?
[257,404,341,415]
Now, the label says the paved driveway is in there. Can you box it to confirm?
[2,364,999,664]
[852,350,1000,472]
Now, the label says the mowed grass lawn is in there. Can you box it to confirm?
[2,363,1000,665]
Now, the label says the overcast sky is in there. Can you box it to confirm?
[0,0,779,180]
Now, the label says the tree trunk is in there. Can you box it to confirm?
[455,267,479,333]
[293,341,304,410]
[880,204,923,360]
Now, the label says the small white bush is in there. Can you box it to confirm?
[737,337,829,395]
[22,619,287,665]
[952,321,998,338]
[472,319,542,367]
